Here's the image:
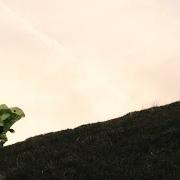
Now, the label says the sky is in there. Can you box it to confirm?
[0,0,179,145]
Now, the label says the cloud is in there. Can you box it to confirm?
[1,0,180,145]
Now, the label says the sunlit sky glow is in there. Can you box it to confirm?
[0,0,179,145]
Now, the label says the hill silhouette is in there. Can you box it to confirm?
[0,101,180,179]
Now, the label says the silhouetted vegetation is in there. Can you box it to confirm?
[0,101,180,179]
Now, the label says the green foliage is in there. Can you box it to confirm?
[0,104,25,144]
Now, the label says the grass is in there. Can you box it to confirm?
[0,101,180,179]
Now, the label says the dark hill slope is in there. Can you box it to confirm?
[1,101,180,179]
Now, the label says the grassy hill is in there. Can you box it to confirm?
[0,101,180,179]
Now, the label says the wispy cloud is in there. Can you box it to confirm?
[0,1,76,62]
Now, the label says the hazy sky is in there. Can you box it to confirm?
[0,0,179,145]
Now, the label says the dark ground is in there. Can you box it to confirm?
[0,101,180,180]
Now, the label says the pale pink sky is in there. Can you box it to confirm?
[0,0,179,145]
